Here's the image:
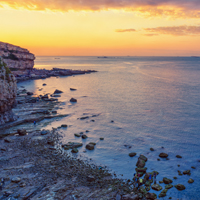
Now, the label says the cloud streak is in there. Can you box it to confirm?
[144,25,200,36]
[1,0,200,18]
[115,29,136,33]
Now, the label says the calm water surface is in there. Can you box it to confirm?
[18,56,200,199]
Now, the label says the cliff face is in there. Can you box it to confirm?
[0,57,17,125]
[0,42,35,76]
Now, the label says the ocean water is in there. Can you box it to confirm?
[18,56,200,199]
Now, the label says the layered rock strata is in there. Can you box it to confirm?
[0,41,35,76]
[0,57,17,125]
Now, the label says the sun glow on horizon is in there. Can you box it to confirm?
[0,1,200,56]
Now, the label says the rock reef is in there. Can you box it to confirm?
[0,57,17,125]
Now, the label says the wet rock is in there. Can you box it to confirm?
[11,177,21,183]
[41,130,49,135]
[100,137,104,140]
[136,158,146,168]
[163,177,173,184]
[159,153,168,158]
[176,155,182,158]
[183,170,190,175]
[70,98,77,102]
[188,178,194,183]
[71,148,78,153]
[158,189,167,198]
[175,184,186,190]
[151,184,162,191]
[173,177,177,179]
[54,89,63,94]
[87,175,95,182]
[74,133,81,137]
[62,142,83,149]
[191,166,196,169]
[80,116,89,120]
[43,83,46,86]
[86,143,95,150]
[157,158,160,161]
[27,91,33,95]
[4,137,13,143]
[82,134,88,139]
[135,167,147,174]
[159,181,163,184]
[61,124,68,128]
[165,184,173,189]
[52,110,57,114]
[129,152,137,157]
[150,148,155,151]
[146,192,157,200]
[17,129,27,136]
[146,186,151,191]
[139,154,148,162]
[70,88,77,91]
[110,120,114,123]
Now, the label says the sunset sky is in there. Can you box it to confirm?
[0,0,200,56]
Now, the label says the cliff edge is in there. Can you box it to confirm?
[0,57,17,125]
[0,42,35,76]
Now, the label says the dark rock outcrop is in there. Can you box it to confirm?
[0,42,35,77]
[0,57,17,125]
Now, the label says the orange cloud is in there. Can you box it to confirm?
[144,25,200,36]
[115,29,136,32]
[1,0,200,18]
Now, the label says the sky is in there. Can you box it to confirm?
[0,0,200,56]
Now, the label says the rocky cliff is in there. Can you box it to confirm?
[0,42,35,76]
[0,57,17,125]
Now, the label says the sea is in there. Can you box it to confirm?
[17,56,200,199]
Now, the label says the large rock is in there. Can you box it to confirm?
[151,184,162,191]
[0,57,17,125]
[159,153,168,158]
[0,42,35,77]
[175,184,186,190]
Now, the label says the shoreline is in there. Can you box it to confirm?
[0,77,197,199]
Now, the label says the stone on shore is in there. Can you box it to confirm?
[71,148,78,153]
[176,155,182,158]
[146,192,157,200]
[159,153,168,158]
[11,177,21,183]
[17,129,27,136]
[61,124,68,128]
[82,134,88,139]
[70,88,77,91]
[165,184,173,189]
[183,170,190,175]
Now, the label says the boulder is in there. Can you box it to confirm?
[17,129,27,136]
[86,143,95,150]
[82,134,88,139]
[139,154,148,162]
[129,152,137,157]
[70,98,77,102]
[146,192,157,200]
[175,184,186,190]
[54,89,63,94]
[136,158,146,168]
[163,177,173,184]
[188,179,194,183]
[151,184,162,191]
[11,177,21,183]
[159,153,168,158]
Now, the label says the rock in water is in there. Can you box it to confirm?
[86,143,95,150]
[159,153,168,158]
[54,89,63,94]
[70,98,77,102]
[0,57,17,125]
[129,152,137,157]
[151,184,162,191]
[175,184,186,190]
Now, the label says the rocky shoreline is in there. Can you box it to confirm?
[0,85,197,199]
[15,68,97,83]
